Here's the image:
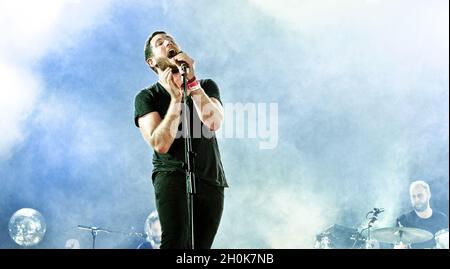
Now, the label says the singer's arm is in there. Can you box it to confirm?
[171,52,223,131]
[190,89,224,131]
[138,100,181,154]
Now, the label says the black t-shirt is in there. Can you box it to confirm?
[134,79,228,187]
[396,210,448,249]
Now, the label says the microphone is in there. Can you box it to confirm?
[168,50,189,73]
[366,208,384,219]
[373,208,384,214]
[368,208,384,213]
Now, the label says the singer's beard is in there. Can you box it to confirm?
[156,57,179,74]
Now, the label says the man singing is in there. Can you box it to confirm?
[134,31,228,249]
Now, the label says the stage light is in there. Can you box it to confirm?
[8,208,47,247]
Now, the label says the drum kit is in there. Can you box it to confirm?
[314,208,449,249]
[371,227,433,246]
[435,228,449,249]
[371,227,449,249]
[315,225,449,249]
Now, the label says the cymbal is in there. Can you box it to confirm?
[371,227,433,244]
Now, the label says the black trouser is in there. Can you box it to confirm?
[153,171,224,249]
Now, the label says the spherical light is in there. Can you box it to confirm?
[8,208,47,247]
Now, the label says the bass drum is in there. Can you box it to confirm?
[435,228,449,249]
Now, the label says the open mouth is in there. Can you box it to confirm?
[167,49,177,59]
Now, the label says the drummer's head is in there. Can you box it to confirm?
[409,180,431,212]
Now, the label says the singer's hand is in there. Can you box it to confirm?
[159,68,182,101]
[172,52,196,80]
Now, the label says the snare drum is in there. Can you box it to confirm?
[435,228,449,249]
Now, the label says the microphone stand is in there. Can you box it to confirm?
[78,225,111,249]
[78,225,146,249]
[364,208,383,249]
[181,64,196,249]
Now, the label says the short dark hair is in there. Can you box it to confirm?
[144,31,166,73]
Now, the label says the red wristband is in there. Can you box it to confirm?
[187,76,197,84]
[187,79,200,90]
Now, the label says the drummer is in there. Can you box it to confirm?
[395,180,448,249]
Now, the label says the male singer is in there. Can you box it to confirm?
[134,31,228,249]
